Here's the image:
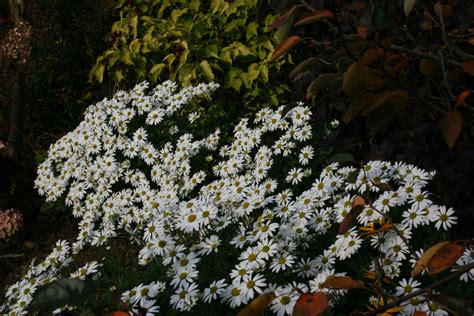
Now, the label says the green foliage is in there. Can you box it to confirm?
[91,0,290,108]
[30,278,92,312]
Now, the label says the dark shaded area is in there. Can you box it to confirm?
[0,0,114,297]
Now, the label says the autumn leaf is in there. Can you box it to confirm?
[293,292,329,316]
[293,10,334,27]
[455,90,471,110]
[412,241,450,277]
[441,111,463,148]
[338,196,365,234]
[427,243,464,276]
[411,311,427,316]
[321,276,365,289]
[107,312,129,316]
[270,35,301,62]
[237,292,276,316]
[357,25,369,39]
[347,3,367,11]
[462,60,474,76]
[434,3,454,17]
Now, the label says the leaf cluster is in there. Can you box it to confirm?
[91,0,290,108]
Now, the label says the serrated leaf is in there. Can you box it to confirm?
[441,111,463,148]
[404,0,416,17]
[427,243,464,276]
[289,57,318,80]
[237,292,275,316]
[30,279,91,311]
[293,292,329,316]
[321,276,365,289]
[293,10,334,27]
[412,241,450,277]
[270,35,301,62]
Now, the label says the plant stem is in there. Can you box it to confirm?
[366,262,474,315]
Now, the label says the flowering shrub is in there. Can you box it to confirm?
[0,21,32,64]
[0,208,23,240]
[2,81,473,315]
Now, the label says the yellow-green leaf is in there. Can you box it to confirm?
[404,0,416,17]
[121,51,134,65]
[94,64,105,83]
[200,60,214,80]
[113,69,124,82]
[130,15,138,38]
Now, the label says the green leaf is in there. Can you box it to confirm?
[205,44,221,59]
[149,63,165,82]
[130,15,138,38]
[113,69,125,82]
[200,60,215,80]
[94,64,105,83]
[329,153,354,163]
[171,8,188,23]
[121,51,134,65]
[0,253,23,258]
[30,279,92,311]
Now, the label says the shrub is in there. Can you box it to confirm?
[90,0,291,108]
[2,81,472,315]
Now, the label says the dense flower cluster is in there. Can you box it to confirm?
[0,21,32,64]
[0,208,23,239]
[2,81,471,315]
